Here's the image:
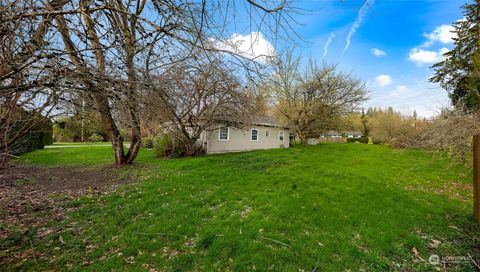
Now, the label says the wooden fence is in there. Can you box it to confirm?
[319,137,347,143]
[308,137,347,144]
[474,135,480,223]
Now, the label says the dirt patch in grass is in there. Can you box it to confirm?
[0,164,136,239]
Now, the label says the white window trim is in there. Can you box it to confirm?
[251,128,259,141]
[279,131,285,141]
[218,127,229,141]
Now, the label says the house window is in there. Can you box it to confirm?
[219,127,229,141]
[251,129,259,141]
[266,130,269,137]
[279,131,284,141]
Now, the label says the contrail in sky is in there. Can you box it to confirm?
[323,32,336,59]
[344,0,376,52]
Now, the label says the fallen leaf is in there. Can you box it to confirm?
[59,235,66,245]
[429,239,442,249]
[125,256,135,264]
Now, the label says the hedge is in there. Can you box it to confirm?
[358,136,369,144]
[8,109,53,155]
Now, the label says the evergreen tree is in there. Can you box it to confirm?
[430,1,480,111]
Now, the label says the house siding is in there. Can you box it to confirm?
[206,125,289,154]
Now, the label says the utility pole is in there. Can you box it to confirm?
[474,135,480,224]
[413,109,417,130]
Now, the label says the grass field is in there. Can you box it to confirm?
[50,142,113,145]
[4,144,480,271]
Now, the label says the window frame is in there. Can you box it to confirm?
[251,128,259,141]
[279,131,285,141]
[218,127,229,141]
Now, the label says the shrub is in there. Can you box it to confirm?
[154,132,205,158]
[358,136,369,144]
[154,133,174,158]
[13,126,52,153]
[142,137,155,149]
[372,138,383,144]
[89,133,103,142]
[53,114,106,142]
[7,109,53,155]
[346,138,357,143]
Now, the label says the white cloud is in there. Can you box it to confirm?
[373,74,393,87]
[212,31,275,61]
[344,0,376,52]
[388,85,410,98]
[323,33,336,59]
[407,21,459,66]
[408,47,449,66]
[423,24,456,47]
[371,48,386,57]
[364,80,450,118]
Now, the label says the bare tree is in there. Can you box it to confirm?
[418,109,480,163]
[144,59,254,156]
[268,52,368,143]
[0,0,71,165]
[56,0,297,164]
[1,0,298,165]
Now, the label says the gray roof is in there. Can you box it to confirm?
[345,131,362,135]
[251,116,289,128]
[321,131,341,136]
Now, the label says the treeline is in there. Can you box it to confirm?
[344,107,480,164]
[343,107,426,145]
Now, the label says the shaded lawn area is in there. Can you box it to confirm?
[19,143,144,166]
[50,142,114,146]
[2,144,480,271]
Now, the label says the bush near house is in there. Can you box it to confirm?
[141,137,156,149]
[358,136,369,144]
[346,138,357,143]
[153,132,205,158]
[153,133,177,158]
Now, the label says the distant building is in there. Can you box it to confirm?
[319,131,342,138]
[308,130,363,145]
[345,131,363,138]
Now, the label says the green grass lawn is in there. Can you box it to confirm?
[51,142,111,145]
[6,144,480,271]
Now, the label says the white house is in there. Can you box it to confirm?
[201,118,290,154]
[345,131,362,138]
[319,131,342,138]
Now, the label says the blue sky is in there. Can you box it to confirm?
[285,0,465,117]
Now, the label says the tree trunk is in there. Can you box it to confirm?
[92,92,127,165]
[299,134,308,144]
[124,104,142,164]
[295,128,307,144]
